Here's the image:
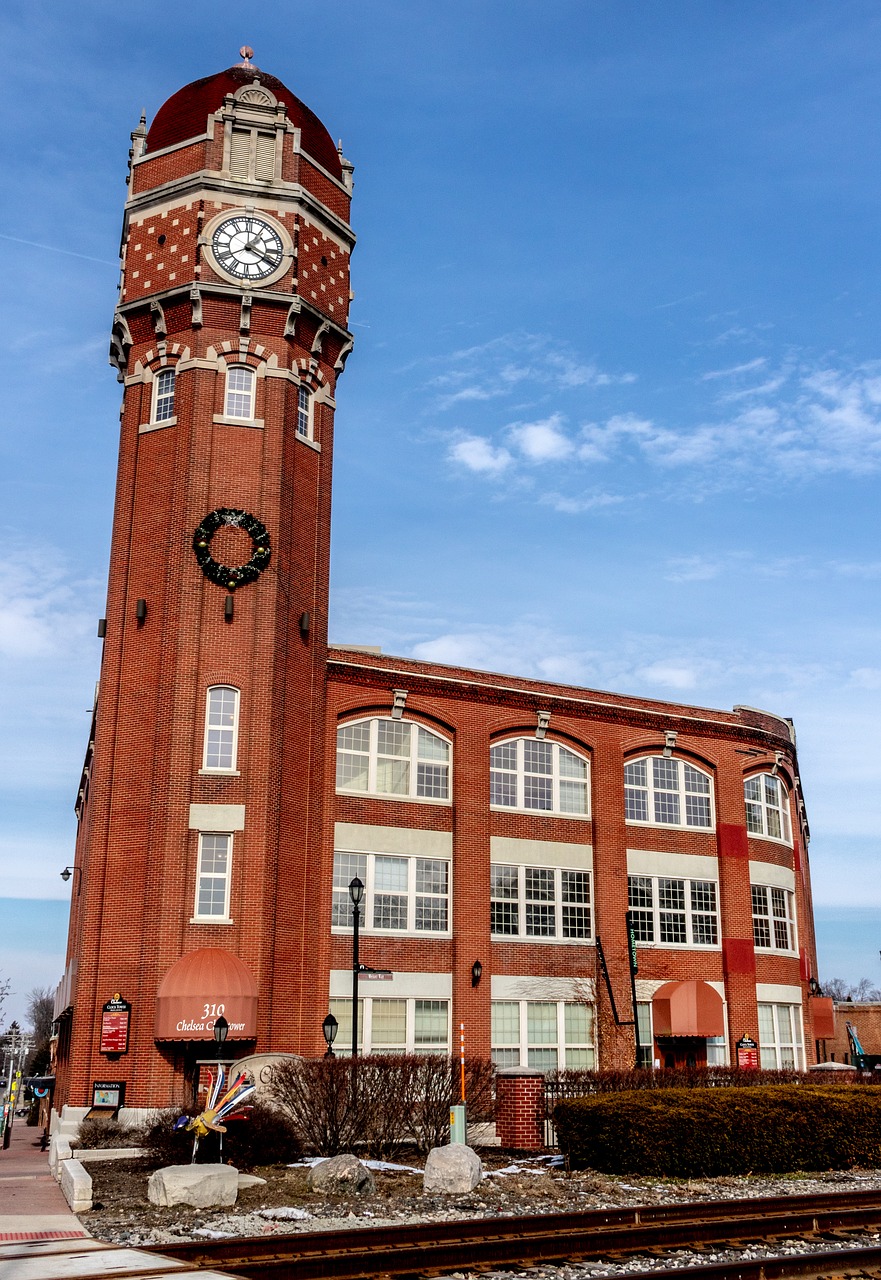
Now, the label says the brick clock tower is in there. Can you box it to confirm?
[56,51,355,1106]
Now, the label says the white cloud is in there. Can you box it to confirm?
[702,357,768,380]
[540,490,626,514]
[508,413,573,462]
[635,662,698,690]
[428,332,634,410]
[448,434,513,474]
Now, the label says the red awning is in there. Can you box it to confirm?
[652,981,724,1038]
[155,948,258,1041]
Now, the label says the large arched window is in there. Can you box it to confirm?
[224,365,255,419]
[490,738,589,816]
[202,686,240,772]
[624,756,713,829]
[336,718,451,801]
[744,773,792,843]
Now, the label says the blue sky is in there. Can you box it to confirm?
[2,1,881,1026]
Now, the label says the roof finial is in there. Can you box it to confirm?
[238,45,255,68]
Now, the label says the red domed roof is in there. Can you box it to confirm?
[146,64,342,179]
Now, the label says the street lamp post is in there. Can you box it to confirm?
[322,1013,338,1057]
[349,877,364,1058]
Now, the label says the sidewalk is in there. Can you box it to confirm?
[0,1118,87,1241]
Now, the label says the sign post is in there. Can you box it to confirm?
[736,1034,759,1069]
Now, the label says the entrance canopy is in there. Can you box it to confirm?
[652,981,724,1038]
[155,947,258,1041]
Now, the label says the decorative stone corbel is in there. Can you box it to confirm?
[535,710,551,740]
[335,335,354,372]
[284,298,301,339]
[663,730,677,758]
[391,689,408,720]
[109,310,133,381]
[190,286,203,328]
[240,292,252,334]
[149,299,167,338]
[311,320,331,355]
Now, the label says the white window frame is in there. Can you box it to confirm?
[224,365,256,420]
[201,686,240,773]
[332,850,452,937]
[152,367,176,423]
[192,832,233,922]
[627,874,720,948]
[490,864,592,942]
[751,884,797,953]
[491,999,595,1071]
[490,737,590,817]
[296,382,313,439]
[328,996,450,1056]
[624,756,715,830]
[335,717,452,804]
[757,1001,805,1069]
[744,773,792,845]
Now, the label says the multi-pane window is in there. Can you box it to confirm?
[153,368,176,422]
[336,718,451,801]
[490,738,589,815]
[194,833,232,920]
[758,1002,804,1069]
[297,383,311,438]
[225,365,256,419]
[329,997,449,1056]
[624,757,713,828]
[490,864,591,941]
[202,686,240,771]
[627,875,719,946]
[751,885,796,952]
[636,1002,653,1068]
[491,1000,595,1070]
[332,851,450,934]
[744,774,792,843]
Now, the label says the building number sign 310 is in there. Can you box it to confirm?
[203,1003,225,1019]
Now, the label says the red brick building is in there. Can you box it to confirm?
[54,56,826,1115]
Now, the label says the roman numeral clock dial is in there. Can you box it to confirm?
[210,215,285,281]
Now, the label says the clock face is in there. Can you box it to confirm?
[211,215,285,281]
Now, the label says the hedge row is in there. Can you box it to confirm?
[546,1066,806,1098]
[554,1085,881,1176]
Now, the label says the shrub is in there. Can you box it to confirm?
[555,1084,881,1176]
[74,1117,139,1150]
[138,1101,300,1170]
[269,1055,496,1156]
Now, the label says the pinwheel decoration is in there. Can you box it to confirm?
[174,1067,256,1162]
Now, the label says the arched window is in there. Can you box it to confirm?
[297,383,312,438]
[225,365,255,419]
[744,773,792,843]
[336,718,451,801]
[490,738,589,815]
[202,686,240,772]
[624,756,713,829]
[152,368,176,423]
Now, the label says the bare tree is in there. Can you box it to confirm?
[822,977,881,1002]
[0,975,9,1030]
[25,988,54,1044]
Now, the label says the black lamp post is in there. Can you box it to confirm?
[471,959,483,988]
[322,1013,338,1057]
[213,1015,229,1060]
[349,876,364,1058]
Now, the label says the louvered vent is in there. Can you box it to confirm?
[229,130,251,179]
[255,134,276,181]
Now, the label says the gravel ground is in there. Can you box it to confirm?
[79,1150,881,1256]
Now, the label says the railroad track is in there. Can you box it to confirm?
[150,1186,881,1280]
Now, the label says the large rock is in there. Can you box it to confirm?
[308,1153,375,1194]
[423,1144,483,1194]
[147,1164,240,1208]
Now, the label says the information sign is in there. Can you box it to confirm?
[100,994,131,1055]
[736,1034,759,1069]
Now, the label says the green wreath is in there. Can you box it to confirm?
[192,508,272,590]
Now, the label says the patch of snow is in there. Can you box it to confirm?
[258,1207,312,1221]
